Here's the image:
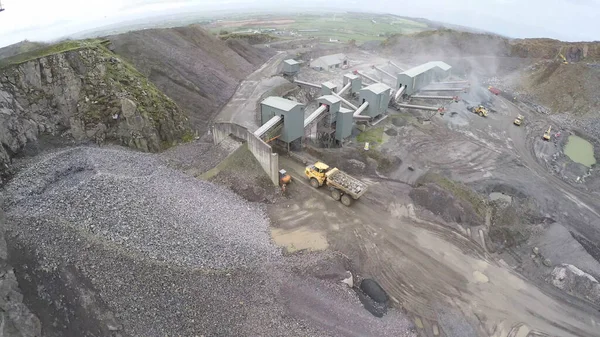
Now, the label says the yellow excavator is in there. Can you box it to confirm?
[514,115,524,126]
[556,47,569,64]
[472,105,488,117]
[559,53,568,64]
[543,126,552,141]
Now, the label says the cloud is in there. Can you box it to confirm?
[0,0,598,47]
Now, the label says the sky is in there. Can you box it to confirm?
[0,0,598,47]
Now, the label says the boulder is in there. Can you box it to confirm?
[549,264,600,305]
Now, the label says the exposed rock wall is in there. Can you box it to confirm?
[510,38,600,62]
[550,264,600,305]
[0,46,190,183]
[382,30,600,62]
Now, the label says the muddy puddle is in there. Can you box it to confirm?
[564,135,596,167]
[271,227,329,252]
[489,192,512,203]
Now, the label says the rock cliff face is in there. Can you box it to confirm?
[382,29,600,62]
[510,38,600,62]
[0,45,190,184]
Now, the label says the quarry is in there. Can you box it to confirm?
[1,11,600,337]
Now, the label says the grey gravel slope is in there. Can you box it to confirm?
[2,146,417,337]
[4,147,279,269]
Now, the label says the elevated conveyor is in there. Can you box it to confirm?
[419,87,466,92]
[411,95,457,100]
[294,79,321,89]
[396,103,440,111]
[354,70,378,84]
[337,82,352,96]
[353,101,370,120]
[304,105,328,128]
[394,86,405,101]
[332,92,358,110]
[374,66,396,80]
[388,61,404,72]
[254,115,283,138]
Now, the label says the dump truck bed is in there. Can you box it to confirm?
[325,168,368,199]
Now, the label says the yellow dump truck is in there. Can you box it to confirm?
[305,161,368,206]
[472,105,488,117]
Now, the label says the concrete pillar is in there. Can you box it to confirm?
[270,152,279,186]
[212,125,225,144]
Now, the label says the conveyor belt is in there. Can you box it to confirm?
[254,115,283,137]
[303,105,327,128]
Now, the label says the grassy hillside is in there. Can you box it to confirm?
[0,39,108,69]
[0,40,47,60]
[205,13,430,44]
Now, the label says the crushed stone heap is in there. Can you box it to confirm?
[4,146,280,269]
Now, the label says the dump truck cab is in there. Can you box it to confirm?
[305,161,330,188]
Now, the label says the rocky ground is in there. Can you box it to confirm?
[1,145,417,337]
[3,24,600,337]
[0,203,41,337]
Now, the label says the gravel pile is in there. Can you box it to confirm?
[4,146,279,269]
[2,145,417,336]
[159,138,240,177]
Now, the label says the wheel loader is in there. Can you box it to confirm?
[305,161,367,206]
[543,126,552,141]
[514,115,524,126]
[472,105,488,117]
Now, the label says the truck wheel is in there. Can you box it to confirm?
[310,178,319,188]
[331,189,341,201]
[341,194,352,206]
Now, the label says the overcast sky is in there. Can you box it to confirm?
[0,0,598,47]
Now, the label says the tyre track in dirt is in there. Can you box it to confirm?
[393,120,513,180]
[274,151,600,337]
[501,96,600,240]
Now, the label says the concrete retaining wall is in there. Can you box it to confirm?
[213,122,279,186]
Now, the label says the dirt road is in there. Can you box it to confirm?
[215,52,289,130]
[270,156,600,337]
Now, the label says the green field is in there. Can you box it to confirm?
[0,39,109,70]
[206,13,429,44]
